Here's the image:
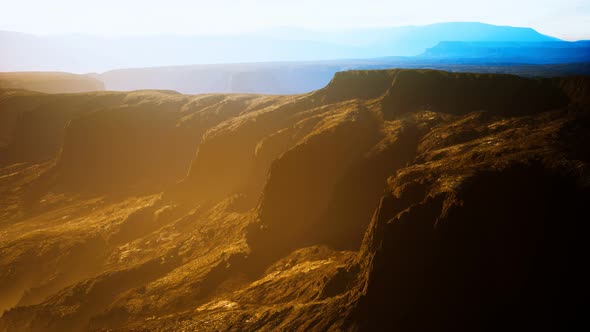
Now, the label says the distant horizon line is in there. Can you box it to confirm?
[0,21,579,40]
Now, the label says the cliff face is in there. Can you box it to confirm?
[0,70,588,331]
[352,109,589,331]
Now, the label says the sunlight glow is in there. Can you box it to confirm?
[1,0,588,40]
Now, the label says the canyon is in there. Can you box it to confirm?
[0,69,588,331]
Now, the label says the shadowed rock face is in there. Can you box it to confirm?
[381,69,569,118]
[0,69,588,331]
[354,158,588,331]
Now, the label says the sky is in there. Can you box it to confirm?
[1,0,589,40]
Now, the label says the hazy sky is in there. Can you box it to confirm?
[1,0,589,40]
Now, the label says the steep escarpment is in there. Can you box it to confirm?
[0,69,588,331]
[350,109,589,331]
[248,103,382,257]
[316,70,396,103]
[56,105,182,191]
[381,69,569,118]
[0,90,128,165]
[244,70,577,259]
[1,90,278,195]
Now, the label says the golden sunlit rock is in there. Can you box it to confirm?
[0,70,588,331]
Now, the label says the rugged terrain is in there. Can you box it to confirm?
[0,69,588,331]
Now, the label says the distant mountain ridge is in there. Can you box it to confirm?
[1,22,561,73]
[255,22,559,50]
[420,41,590,63]
[0,72,104,93]
[93,61,590,95]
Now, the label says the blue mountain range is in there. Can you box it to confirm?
[0,22,573,73]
